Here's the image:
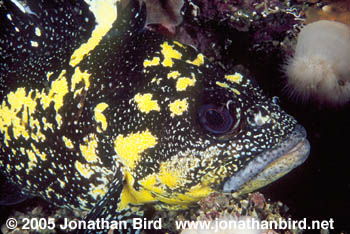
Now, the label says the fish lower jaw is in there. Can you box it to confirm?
[221,125,310,194]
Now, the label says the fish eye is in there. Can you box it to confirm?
[199,104,234,134]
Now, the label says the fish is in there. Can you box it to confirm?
[0,0,310,233]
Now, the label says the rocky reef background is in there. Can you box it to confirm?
[1,0,350,233]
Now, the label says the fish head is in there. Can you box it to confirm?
[121,39,310,209]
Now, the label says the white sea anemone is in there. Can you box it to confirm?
[284,20,350,105]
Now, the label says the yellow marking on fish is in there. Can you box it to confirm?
[80,134,99,163]
[42,117,53,131]
[1,89,28,141]
[176,73,196,91]
[139,174,164,194]
[231,88,240,95]
[30,119,46,142]
[176,77,195,91]
[216,81,229,89]
[114,129,158,169]
[160,42,182,67]
[74,88,84,98]
[0,88,40,146]
[118,171,157,211]
[89,184,108,200]
[142,156,200,191]
[71,67,91,98]
[69,0,118,67]
[158,158,215,203]
[94,102,109,132]
[158,162,182,187]
[30,133,39,143]
[62,136,74,149]
[167,71,181,79]
[75,161,94,179]
[31,143,46,161]
[173,41,185,48]
[225,72,243,84]
[177,184,214,201]
[169,99,188,117]
[143,57,160,67]
[120,169,214,210]
[186,53,204,66]
[40,70,69,126]
[216,81,240,95]
[134,93,160,114]
[29,118,39,130]
[26,149,37,171]
[45,71,68,108]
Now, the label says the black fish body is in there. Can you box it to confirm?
[0,0,310,233]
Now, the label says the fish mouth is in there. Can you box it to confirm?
[222,124,310,194]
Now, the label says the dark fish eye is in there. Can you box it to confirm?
[199,104,234,134]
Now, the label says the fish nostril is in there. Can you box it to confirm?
[247,107,271,128]
[272,96,280,105]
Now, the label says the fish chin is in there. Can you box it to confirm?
[222,125,310,194]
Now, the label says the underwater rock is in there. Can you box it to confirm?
[305,0,350,25]
[145,0,184,34]
[151,192,300,234]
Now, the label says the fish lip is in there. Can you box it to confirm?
[222,124,310,192]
